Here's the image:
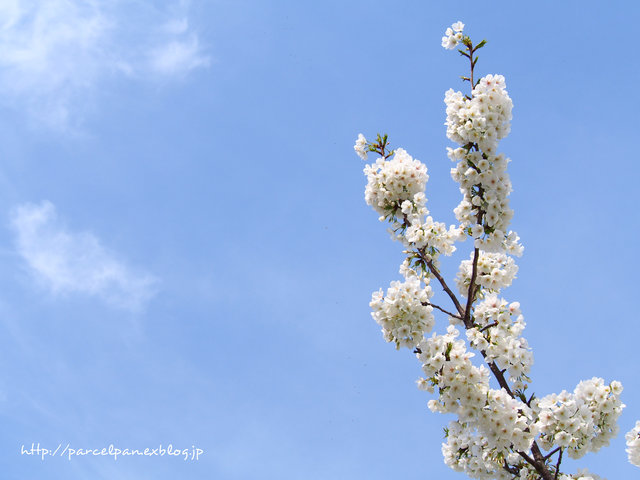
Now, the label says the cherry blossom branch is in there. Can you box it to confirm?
[479,321,498,333]
[543,447,561,461]
[359,21,628,480]
[554,448,563,480]
[467,41,475,93]
[503,462,519,476]
[531,443,556,480]
[464,245,480,322]
[422,301,462,320]
[421,255,465,319]
[482,353,514,396]
[516,447,555,480]
[460,32,558,480]
[462,86,484,326]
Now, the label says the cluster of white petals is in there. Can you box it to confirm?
[354,133,368,160]
[445,78,523,256]
[456,252,518,297]
[558,469,606,480]
[417,326,537,469]
[360,143,463,260]
[442,420,520,479]
[625,421,640,466]
[478,230,523,256]
[449,150,512,228]
[535,378,625,459]
[477,389,536,452]
[466,295,533,388]
[441,21,465,50]
[370,276,434,349]
[364,148,428,219]
[445,75,512,155]
[417,326,489,409]
[402,216,463,254]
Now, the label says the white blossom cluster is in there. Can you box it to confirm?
[465,296,533,389]
[558,469,606,480]
[535,378,625,459]
[358,138,463,258]
[416,326,537,475]
[456,251,518,297]
[363,148,429,219]
[445,75,512,155]
[441,21,465,50]
[507,463,606,480]
[441,420,520,479]
[417,326,489,407]
[369,276,434,349]
[402,215,463,255]
[626,421,640,467]
[445,71,523,257]
[448,148,521,251]
[354,133,368,160]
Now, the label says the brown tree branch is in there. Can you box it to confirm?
[421,255,466,319]
[422,301,462,320]
[554,448,563,480]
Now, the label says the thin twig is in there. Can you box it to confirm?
[422,302,462,320]
[479,321,497,333]
[468,42,475,92]
[483,355,513,396]
[463,204,484,324]
[543,447,561,461]
[554,448,563,480]
[422,256,465,318]
[464,246,480,322]
[502,462,519,476]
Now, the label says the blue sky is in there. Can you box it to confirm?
[0,1,638,479]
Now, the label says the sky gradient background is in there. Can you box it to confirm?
[0,1,639,479]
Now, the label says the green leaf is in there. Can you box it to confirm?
[445,342,453,359]
[475,39,487,50]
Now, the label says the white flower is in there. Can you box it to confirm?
[470,224,484,238]
[354,133,368,160]
[441,21,465,50]
[626,420,640,467]
[451,21,464,33]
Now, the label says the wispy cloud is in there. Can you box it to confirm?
[149,33,210,76]
[0,0,210,128]
[10,201,158,311]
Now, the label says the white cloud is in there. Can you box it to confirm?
[10,201,158,311]
[149,35,210,75]
[0,0,210,128]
